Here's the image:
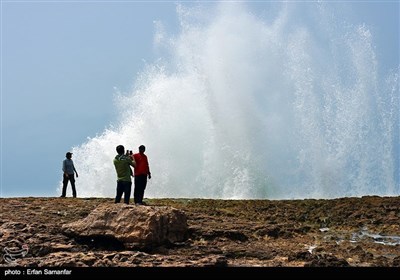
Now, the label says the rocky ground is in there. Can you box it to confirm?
[0,196,399,267]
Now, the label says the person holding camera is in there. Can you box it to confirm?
[132,145,151,205]
[113,145,136,204]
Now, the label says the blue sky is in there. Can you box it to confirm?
[1,1,399,197]
[2,1,181,196]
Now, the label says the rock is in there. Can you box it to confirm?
[288,251,314,262]
[256,225,293,238]
[50,243,75,251]
[393,256,400,267]
[37,252,98,267]
[197,255,228,267]
[202,229,248,241]
[374,256,390,266]
[304,254,350,267]
[62,203,187,248]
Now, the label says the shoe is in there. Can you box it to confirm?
[60,195,65,198]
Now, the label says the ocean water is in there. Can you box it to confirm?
[66,2,399,199]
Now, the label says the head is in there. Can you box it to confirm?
[138,145,146,154]
[66,152,73,159]
[116,145,125,155]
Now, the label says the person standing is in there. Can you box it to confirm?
[61,152,78,198]
[113,145,136,204]
[133,145,151,205]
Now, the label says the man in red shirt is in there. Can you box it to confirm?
[132,145,151,205]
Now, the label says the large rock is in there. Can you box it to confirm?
[62,203,187,248]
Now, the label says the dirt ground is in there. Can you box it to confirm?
[1,196,399,268]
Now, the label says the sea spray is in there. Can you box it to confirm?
[64,2,399,199]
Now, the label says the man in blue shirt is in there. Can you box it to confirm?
[61,152,79,198]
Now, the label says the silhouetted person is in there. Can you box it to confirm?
[114,145,136,204]
[61,152,78,197]
[133,145,151,205]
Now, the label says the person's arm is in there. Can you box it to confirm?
[130,157,136,168]
[147,158,151,179]
[72,161,78,177]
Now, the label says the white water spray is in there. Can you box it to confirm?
[65,3,399,199]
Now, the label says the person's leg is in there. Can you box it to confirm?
[134,176,139,204]
[134,175,147,204]
[138,176,147,204]
[70,174,77,198]
[115,181,124,203]
[61,174,68,197]
[123,181,132,204]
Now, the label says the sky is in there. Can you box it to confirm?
[1,0,399,197]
